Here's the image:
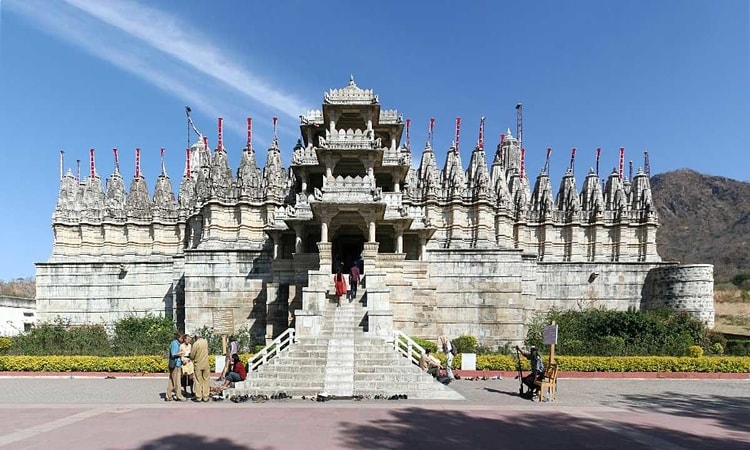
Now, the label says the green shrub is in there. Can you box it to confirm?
[710,342,724,356]
[0,337,11,354]
[10,318,112,356]
[726,340,750,356]
[411,337,437,353]
[192,325,264,355]
[688,345,704,358]
[452,335,477,354]
[112,315,176,356]
[525,308,709,356]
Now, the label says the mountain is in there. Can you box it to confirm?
[652,169,750,281]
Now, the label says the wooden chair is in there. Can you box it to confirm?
[534,363,558,402]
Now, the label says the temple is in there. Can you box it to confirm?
[36,77,714,347]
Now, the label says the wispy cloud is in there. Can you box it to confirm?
[65,0,311,119]
[6,0,310,146]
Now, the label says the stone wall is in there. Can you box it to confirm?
[642,264,715,328]
[36,259,175,326]
[0,296,36,336]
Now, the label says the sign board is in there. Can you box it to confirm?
[461,353,477,371]
[212,308,234,335]
[543,324,558,345]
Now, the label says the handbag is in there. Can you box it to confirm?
[168,356,176,370]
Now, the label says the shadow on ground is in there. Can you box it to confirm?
[337,407,749,450]
[117,434,263,450]
[617,391,750,433]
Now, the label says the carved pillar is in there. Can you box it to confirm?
[419,235,427,260]
[395,224,404,253]
[391,136,396,152]
[293,224,304,254]
[368,221,376,243]
[321,221,329,243]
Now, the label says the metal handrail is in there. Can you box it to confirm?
[393,330,426,367]
[247,327,297,373]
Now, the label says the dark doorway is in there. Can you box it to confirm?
[332,229,365,274]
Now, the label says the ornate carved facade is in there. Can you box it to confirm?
[36,78,714,344]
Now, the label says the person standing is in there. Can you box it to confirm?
[165,332,185,402]
[349,263,360,301]
[333,268,347,307]
[439,335,455,380]
[190,332,211,402]
[180,334,194,397]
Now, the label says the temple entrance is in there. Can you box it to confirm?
[332,227,365,274]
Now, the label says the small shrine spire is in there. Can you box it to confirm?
[478,116,485,149]
[135,148,141,178]
[406,118,411,150]
[113,148,120,174]
[184,148,191,178]
[619,147,625,180]
[89,148,96,178]
[428,117,435,148]
[570,147,576,173]
[217,117,224,152]
[247,117,253,151]
[59,150,64,182]
[272,116,278,147]
[454,117,461,153]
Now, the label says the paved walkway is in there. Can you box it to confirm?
[0,376,748,449]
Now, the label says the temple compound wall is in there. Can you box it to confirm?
[35,78,714,347]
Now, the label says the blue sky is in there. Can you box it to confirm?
[0,0,748,280]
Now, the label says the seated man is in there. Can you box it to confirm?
[219,354,247,389]
[516,345,545,399]
[419,349,442,378]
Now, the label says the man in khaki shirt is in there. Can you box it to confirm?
[189,332,211,402]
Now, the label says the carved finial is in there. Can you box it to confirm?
[349,74,355,85]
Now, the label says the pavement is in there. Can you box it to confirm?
[0,375,748,449]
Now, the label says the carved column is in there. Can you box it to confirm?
[293,224,304,254]
[368,221,376,243]
[321,221,329,243]
[395,224,404,253]
[419,235,427,260]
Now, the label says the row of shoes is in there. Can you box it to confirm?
[211,395,224,402]
[270,392,290,400]
[371,394,408,400]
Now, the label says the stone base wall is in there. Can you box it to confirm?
[383,248,533,347]
[535,262,675,312]
[182,249,272,338]
[642,264,715,328]
[36,258,175,326]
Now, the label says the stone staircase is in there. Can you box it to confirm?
[226,289,463,400]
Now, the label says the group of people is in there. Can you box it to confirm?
[166,333,247,402]
[333,262,360,306]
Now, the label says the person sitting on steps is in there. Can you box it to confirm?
[419,349,442,378]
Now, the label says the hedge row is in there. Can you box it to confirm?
[0,353,254,373]
[432,353,750,372]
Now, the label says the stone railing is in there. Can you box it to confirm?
[291,146,319,165]
[319,128,379,151]
[379,109,401,124]
[393,330,425,367]
[247,327,297,374]
[300,109,324,124]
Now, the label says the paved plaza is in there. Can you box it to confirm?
[0,376,748,449]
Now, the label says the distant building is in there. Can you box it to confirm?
[0,296,35,336]
[36,77,714,345]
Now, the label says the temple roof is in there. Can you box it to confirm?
[324,75,378,105]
